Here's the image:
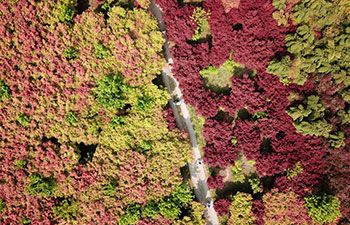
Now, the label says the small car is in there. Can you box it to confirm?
[206,202,212,208]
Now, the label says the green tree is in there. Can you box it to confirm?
[118,203,142,225]
[228,192,255,225]
[58,2,76,22]
[286,161,304,179]
[158,183,193,220]
[200,58,243,94]
[270,0,350,86]
[21,217,31,225]
[109,115,126,128]
[63,47,79,60]
[53,199,79,222]
[287,95,332,137]
[304,194,342,224]
[158,199,181,220]
[142,200,159,218]
[0,198,5,213]
[16,114,31,127]
[64,112,78,126]
[94,73,131,111]
[14,159,28,170]
[0,80,11,100]
[94,42,110,59]
[190,7,211,41]
[26,174,56,197]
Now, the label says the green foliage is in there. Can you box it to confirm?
[272,0,286,10]
[101,2,111,10]
[142,200,159,218]
[118,203,142,225]
[270,0,350,86]
[26,174,56,197]
[180,201,206,225]
[94,42,110,59]
[338,109,350,124]
[64,112,78,126]
[340,89,350,103]
[58,3,76,22]
[118,186,192,224]
[21,217,31,225]
[328,131,346,148]
[14,159,28,170]
[304,194,342,224]
[135,96,153,112]
[266,56,294,84]
[231,136,237,146]
[286,161,303,179]
[200,58,243,94]
[53,199,79,222]
[170,183,193,205]
[188,105,206,152]
[63,47,79,60]
[228,192,254,225]
[16,114,30,127]
[287,95,332,137]
[248,177,262,194]
[158,198,182,220]
[0,80,11,100]
[139,140,152,150]
[102,182,116,196]
[159,183,193,219]
[252,111,268,120]
[109,115,125,128]
[94,73,130,111]
[0,198,5,213]
[190,8,211,41]
[229,160,245,183]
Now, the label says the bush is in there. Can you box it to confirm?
[94,42,110,59]
[304,194,342,224]
[118,203,142,225]
[228,192,255,225]
[109,115,126,128]
[16,114,30,127]
[64,112,78,125]
[26,174,56,197]
[158,199,181,220]
[190,7,211,41]
[0,80,11,100]
[287,95,332,137]
[263,189,311,224]
[63,47,79,60]
[142,200,159,218]
[53,199,79,222]
[0,198,5,213]
[159,183,193,219]
[94,73,131,111]
[58,3,76,22]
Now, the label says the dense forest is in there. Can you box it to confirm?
[0,0,205,224]
[158,0,350,224]
[0,0,349,224]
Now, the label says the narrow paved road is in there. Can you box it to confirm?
[149,2,219,225]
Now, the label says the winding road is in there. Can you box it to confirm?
[149,2,220,225]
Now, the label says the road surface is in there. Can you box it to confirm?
[149,2,220,225]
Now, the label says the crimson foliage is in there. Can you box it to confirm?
[207,175,224,190]
[213,198,231,216]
